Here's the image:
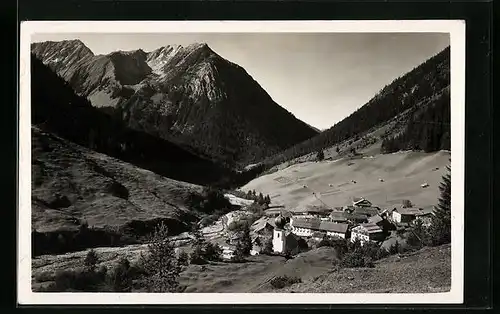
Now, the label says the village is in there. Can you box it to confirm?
[202,191,436,261]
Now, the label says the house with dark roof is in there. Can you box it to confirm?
[368,214,395,233]
[344,212,370,224]
[291,218,349,239]
[352,206,380,217]
[329,211,348,223]
[392,207,428,223]
[350,223,386,244]
[414,207,435,226]
[352,197,373,207]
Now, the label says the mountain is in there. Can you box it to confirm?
[31,40,319,167]
[261,46,450,169]
[31,126,204,255]
[31,54,232,186]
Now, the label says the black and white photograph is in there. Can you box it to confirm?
[18,21,465,304]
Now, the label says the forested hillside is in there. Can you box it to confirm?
[262,46,450,167]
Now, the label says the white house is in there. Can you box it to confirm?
[392,207,423,223]
[414,207,435,226]
[291,218,349,239]
[350,223,385,245]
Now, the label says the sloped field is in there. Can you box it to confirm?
[242,150,450,211]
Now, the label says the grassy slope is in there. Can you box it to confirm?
[282,244,451,293]
[33,244,450,293]
[241,150,450,211]
[32,126,203,233]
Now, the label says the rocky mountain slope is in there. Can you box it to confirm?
[261,46,450,169]
[31,40,319,167]
[31,55,232,186]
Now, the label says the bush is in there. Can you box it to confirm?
[261,238,273,255]
[270,275,302,289]
[204,242,223,262]
[84,249,99,272]
[53,268,102,292]
[401,199,413,208]
[34,271,54,283]
[340,251,375,268]
[177,250,189,266]
[316,150,325,161]
[107,257,133,292]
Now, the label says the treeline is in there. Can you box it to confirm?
[32,217,192,257]
[381,89,451,153]
[31,55,232,186]
[261,46,450,168]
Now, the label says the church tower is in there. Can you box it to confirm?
[272,215,287,253]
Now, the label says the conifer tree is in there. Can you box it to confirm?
[428,164,451,245]
[142,222,181,292]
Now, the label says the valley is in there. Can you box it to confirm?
[28,38,452,294]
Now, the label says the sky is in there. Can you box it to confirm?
[32,32,449,130]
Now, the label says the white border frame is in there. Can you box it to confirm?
[18,20,465,305]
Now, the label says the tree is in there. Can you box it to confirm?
[316,149,325,161]
[84,249,99,272]
[141,222,181,292]
[402,199,413,208]
[427,164,451,245]
[204,242,223,262]
[177,250,189,266]
[262,238,273,254]
[240,222,252,255]
[264,195,271,207]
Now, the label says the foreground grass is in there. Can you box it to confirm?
[280,243,451,293]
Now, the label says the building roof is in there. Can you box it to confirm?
[352,197,372,207]
[292,218,349,234]
[292,218,321,230]
[368,214,384,224]
[319,221,349,233]
[305,205,332,214]
[415,207,435,216]
[253,220,274,232]
[353,223,383,234]
[395,207,424,215]
[352,206,380,217]
[345,212,370,221]
[329,211,348,221]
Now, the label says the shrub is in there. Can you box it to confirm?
[261,238,273,255]
[340,251,374,268]
[53,268,102,292]
[84,249,99,272]
[34,271,54,283]
[407,219,429,249]
[316,150,325,161]
[204,242,223,262]
[107,257,132,292]
[402,199,413,208]
[177,250,189,266]
[388,241,401,255]
[231,244,246,263]
[270,275,302,289]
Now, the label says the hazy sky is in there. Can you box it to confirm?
[32,32,449,130]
